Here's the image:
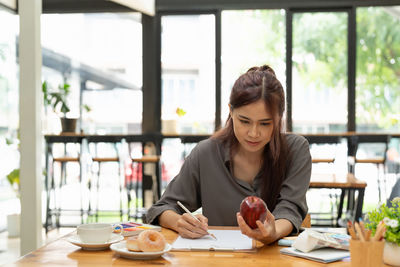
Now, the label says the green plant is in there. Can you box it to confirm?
[176,107,186,117]
[42,81,91,117]
[4,136,20,199]
[82,104,91,113]
[6,169,20,198]
[366,197,400,245]
[42,81,71,117]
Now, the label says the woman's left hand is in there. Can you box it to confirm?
[236,209,278,245]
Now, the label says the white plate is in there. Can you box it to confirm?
[66,233,124,251]
[110,241,171,260]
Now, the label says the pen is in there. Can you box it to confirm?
[358,218,366,237]
[177,201,217,240]
[354,222,365,242]
[373,221,386,241]
[347,221,357,240]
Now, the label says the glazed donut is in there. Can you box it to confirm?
[137,230,166,252]
[126,237,141,252]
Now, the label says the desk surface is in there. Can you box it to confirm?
[9,227,364,267]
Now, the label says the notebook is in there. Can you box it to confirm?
[172,229,255,252]
[280,247,350,263]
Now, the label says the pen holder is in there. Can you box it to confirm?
[350,239,384,267]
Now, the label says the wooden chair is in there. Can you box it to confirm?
[301,214,311,228]
[303,135,342,166]
[303,135,343,225]
[309,173,367,226]
[353,134,390,202]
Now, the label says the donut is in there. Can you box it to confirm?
[137,230,166,252]
[126,237,141,252]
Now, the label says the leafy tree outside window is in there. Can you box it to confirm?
[356,7,400,132]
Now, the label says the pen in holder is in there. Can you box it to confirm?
[348,220,385,267]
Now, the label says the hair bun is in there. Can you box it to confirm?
[246,65,276,77]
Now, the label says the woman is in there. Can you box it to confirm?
[146,65,311,244]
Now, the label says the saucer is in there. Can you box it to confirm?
[110,241,172,260]
[66,233,124,251]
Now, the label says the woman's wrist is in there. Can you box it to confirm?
[159,210,181,232]
[259,230,280,245]
[258,219,293,245]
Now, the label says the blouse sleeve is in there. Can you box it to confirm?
[145,144,202,225]
[272,135,312,233]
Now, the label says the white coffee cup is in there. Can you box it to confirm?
[77,223,123,244]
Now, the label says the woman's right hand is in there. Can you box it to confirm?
[176,213,209,239]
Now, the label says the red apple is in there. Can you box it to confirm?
[240,196,268,229]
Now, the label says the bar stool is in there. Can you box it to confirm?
[45,141,83,232]
[304,135,342,167]
[353,135,390,202]
[87,140,124,222]
[126,154,161,221]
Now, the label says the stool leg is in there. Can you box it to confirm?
[87,172,93,222]
[48,160,56,231]
[60,161,66,186]
[135,162,141,220]
[337,189,346,227]
[56,161,66,229]
[118,161,123,221]
[79,158,84,225]
[377,164,382,203]
[127,161,135,221]
[127,175,132,220]
[44,160,51,233]
[95,162,101,222]
[381,163,387,201]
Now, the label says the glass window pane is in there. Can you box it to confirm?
[292,12,348,133]
[0,8,19,199]
[161,15,215,134]
[41,13,142,134]
[221,10,286,125]
[356,6,400,133]
[0,9,19,133]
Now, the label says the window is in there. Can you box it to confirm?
[0,9,18,135]
[41,13,143,134]
[161,15,216,134]
[292,12,348,133]
[221,10,286,124]
[356,6,400,133]
[0,8,19,206]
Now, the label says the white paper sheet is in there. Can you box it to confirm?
[172,230,254,251]
[280,247,350,263]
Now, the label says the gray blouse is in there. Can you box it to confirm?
[146,133,311,233]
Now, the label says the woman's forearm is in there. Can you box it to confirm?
[274,219,293,240]
[158,210,182,232]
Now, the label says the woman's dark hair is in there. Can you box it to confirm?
[212,65,288,211]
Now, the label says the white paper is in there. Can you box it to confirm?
[172,230,253,251]
[280,247,350,263]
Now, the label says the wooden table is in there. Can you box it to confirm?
[309,173,367,226]
[8,227,361,267]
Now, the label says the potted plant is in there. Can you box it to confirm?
[366,197,400,266]
[42,81,89,133]
[162,107,186,134]
[4,137,20,237]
